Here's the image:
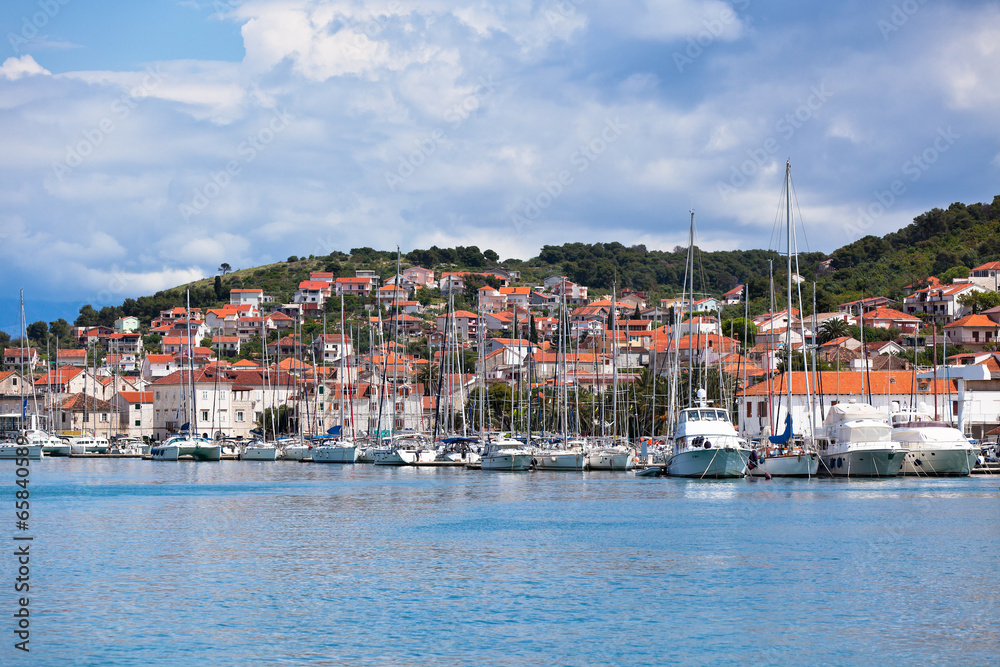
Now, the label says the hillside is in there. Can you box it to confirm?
[54,194,1000,330]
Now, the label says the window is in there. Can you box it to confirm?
[100,413,109,423]
[202,391,208,400]
[201,410,209,421]
[134,404,141,410]
[236,411,245,423]
[746,401,752,418]
[134,419,141,426]
[318,386,325,395]
[155,391,160,400]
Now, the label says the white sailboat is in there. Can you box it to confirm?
[151,290,221,462]
[241,440,282,460]
[746,160,819,478]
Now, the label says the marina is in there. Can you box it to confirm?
[10,458,999,665]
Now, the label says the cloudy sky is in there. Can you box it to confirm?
[2,0,999,330]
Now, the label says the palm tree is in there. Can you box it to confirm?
[818,318,850,344]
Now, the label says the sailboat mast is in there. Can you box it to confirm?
[784,160,793,435]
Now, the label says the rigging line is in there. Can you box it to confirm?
[788,170,813,253]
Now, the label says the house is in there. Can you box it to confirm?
[114,316,140,333]
[309,271,335,284]
[499,286,531,308]
[56,348,88,367]
[902,282,989,324]
[436,310,479,340]
[477,286,507,314]
[151,307,202,329]
[55,393,119,437]
[903,276,940,296]
[206,304,256,336]
[858,307,922,335]
[377,285,410,309]
[722,284,744,305]
[313,334,354,364]
[386,314,425,337]
[112,390,154,439]
[105,353,139,374]
[230,288,266,307]
[968,262,1000,291]
[402,266,435,288]
[161,336,200,355]
[335,276,378,297]
[142,354,178,381]
[293,280,332,314]
[3,347,38,371]
[212,336,241,357]
[106,332,142,354]
[398,300,423,315]
[551,279,588,305]
[690,297,720,313]
[265,311,295,331]
[945,314,1000,351]
[236,316,277,342]
[838,296,894,316]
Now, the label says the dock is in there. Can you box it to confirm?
[971,462,999,475]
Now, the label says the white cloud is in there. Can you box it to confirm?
[0,54,51,80]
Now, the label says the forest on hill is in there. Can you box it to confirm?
[30,194,1000,333]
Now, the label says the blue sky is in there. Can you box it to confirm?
[2,0,999,332]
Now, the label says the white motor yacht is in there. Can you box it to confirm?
[891,410,978,476]
[151,433,222,461]
[666,393,750,478]
[815,402,907,477]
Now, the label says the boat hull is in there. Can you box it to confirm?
[586,450,636,470]
[312,445,358,463]
[748,452,819,477]
[481,453,533,471]
[666,447,748,478]
[0,444,43,460]
[242,447,280,461]
[820,449,905,477]
[282,446,310,461]
[900,448,977,476]
[533,451,587,470]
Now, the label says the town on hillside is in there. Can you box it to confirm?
[5,261,1000,443]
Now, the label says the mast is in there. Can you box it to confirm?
[784,159,793,440]
[685,210,696,408]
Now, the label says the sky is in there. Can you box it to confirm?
[1,0,999,332]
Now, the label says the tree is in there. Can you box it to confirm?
[484,249,499,264]
[818,318,851,344]
[26,321,48,343]
[958,290,1000,314]
[721,317,757,352]
[218,263,232,275]
[214,275,224,300]
[528,314,538,344]
[49,319,71,343]
[75,305,99,327]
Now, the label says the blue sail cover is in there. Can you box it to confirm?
[326,425,342,436]
[768,414,792,445]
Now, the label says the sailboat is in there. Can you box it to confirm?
[151,291,221,462]
[747,159,819,478]
[664,212,750,478]
[1,291,44,460]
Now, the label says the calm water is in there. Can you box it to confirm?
[3,460,998,666]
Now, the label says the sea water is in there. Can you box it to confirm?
[3,460,998,666]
